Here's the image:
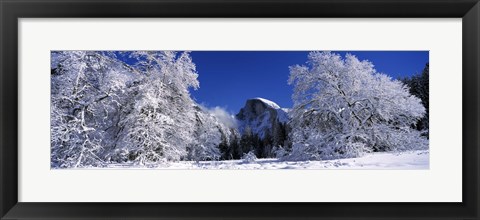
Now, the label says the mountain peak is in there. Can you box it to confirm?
[251,97,281,109]
[236,98,289,138]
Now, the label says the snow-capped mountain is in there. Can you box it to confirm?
[235,98,289,138]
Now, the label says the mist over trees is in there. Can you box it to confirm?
[51,51,428,168]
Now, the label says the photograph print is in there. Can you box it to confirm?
[50,51,429,169]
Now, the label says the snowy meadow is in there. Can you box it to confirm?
[50,51,429,169]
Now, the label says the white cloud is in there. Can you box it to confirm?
[205,106,238,128]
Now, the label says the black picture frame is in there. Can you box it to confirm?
[1,0,479,219]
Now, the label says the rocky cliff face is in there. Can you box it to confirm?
[235,98,289,138]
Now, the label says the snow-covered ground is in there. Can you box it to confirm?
[106,150,429,170]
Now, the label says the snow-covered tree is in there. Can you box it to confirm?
[116,51,200,165]
[186,106,236,161]
[287,51,427,160]
[50,51,136,168]
[51,50,240,168]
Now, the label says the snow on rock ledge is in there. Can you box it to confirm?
[253,97,281,109]
[235,97,289,138]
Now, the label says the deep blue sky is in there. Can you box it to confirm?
[189,51,429,113]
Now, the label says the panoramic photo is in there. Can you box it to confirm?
[50,51,429,169]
